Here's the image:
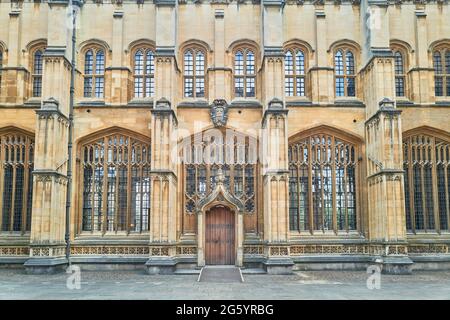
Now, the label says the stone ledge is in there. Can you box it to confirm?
[24,257,68,274]
[263,257,294,275]
[145,256,177,275]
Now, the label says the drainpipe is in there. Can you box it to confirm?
[65,1,78,264]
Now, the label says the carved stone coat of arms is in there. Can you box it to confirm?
[210,99,228,127]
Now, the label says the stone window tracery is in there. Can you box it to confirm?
[403,132,450,232]
[289,132,358,233]
[133,48,154,98]
[433,48,450,97]
[334,49,356,97]
[234,48,256,98]
[83,48,105,98]
[0,130,34,233]
[183,48,206,98]
[182,129,257,214]
[32,49,44,97]
[81,131,151,234]
[285,48,306,97]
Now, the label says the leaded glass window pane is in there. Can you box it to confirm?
[289,134,357,233]
[404,134,450,232]
[81,134,151,233]
[1,133,34,233]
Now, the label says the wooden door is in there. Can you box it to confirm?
[205,206,235,265]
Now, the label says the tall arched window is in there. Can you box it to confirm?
[234,48,256,98]
[133,48,154,98]
[81,131,151,234]
[285,49,306,97]
[182,129,257,215]
[403,132,450,232]
[32,49,44,97]
[83,48,105,98]
[289,131,358,233]
[183,48,205,98]
[334,49,356,97]
[394,51,406,97]
[433,48,450,97]
[0,130,34,233]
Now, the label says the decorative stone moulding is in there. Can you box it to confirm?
[210,99,229,127]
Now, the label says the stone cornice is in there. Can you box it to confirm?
[151,98,178,125]
[365,106,402,126]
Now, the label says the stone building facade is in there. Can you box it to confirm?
[0,0,449,274]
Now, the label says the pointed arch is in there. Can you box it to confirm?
[129,39,155,98]
[288,125,362,233]
[289,124,364,145]
[0,126,35,233]
[402,126,450,233]
[76,126,151,235]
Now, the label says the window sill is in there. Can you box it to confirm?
[334,98,365,107]
[396,98,415,107]
[24,98,42,108]
[127,97,154,107]
[286,97,313,107]
[289,231,365,242]
[73,233,150,244]
[229,98,262,108]
[76,99,106,107]
[178,98,209,108]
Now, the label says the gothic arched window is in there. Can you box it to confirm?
[289,131,358,233]
[234,48,256,98]
[182,129,257,215]
[133,48,154,98]
[81,131,151,234]
[433,48,450,97]
[403,132,450,232]
[0,130,34,233]
[83,48,105,98]
[32,49,44,97]
[394,51,406,97]
[285,48,306,97]
[183,48,206,98]
[334,49,356,97]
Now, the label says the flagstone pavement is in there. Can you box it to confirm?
[0,268,449,300]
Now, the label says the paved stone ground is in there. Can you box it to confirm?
[199,266,243,283]
[0,268,449,299]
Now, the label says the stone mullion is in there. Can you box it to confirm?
[114,160,120,233]
[101,137,108,235]
[308,139,313,234]
[21,137,30,235]
[445,162,450,230]
[9,163,16,232]
[420,155,428,231]
[408,138,415,232]
[89,159,94,234]
[139,164,144,233]
[126,142,132,235]
[431,138,441,233]
[344,161,349,233]
[331,137,337,233]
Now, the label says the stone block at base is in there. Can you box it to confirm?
[263,258,294,275]
[145,257,177,275]
[23,257,68,274]
[372,256,414,275]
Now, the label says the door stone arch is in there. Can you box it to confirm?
[196,169,245,266]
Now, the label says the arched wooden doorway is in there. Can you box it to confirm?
[205,206,235,265]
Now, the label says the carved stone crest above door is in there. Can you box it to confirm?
[210,99,228,127]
